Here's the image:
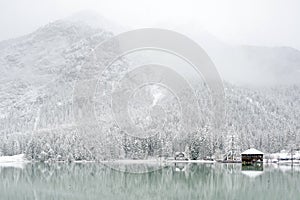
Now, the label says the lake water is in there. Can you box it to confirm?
[1,162,299,200]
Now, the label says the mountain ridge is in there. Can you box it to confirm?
[0,15,299,160]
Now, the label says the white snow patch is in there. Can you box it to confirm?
[0,154,27,163]
[268,151,300,163]
[151,86,164,107]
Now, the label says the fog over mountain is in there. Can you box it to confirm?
[155,21,300,86]
[0,12,299,161]
[65,12,300,86]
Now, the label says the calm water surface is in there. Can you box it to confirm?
[1,162,299,200]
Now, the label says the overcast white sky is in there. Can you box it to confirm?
[0,0,300,50]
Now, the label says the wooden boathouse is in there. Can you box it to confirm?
[241,148,264,164]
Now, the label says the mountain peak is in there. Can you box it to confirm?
[65,10,126,34]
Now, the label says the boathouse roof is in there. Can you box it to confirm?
[241,148,264,155]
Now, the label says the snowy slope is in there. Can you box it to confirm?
[0,13,299,161]
[0,19,113,149]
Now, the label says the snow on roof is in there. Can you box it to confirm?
[241,148,264,155]
[175,152,186,156]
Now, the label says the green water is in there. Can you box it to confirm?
[0,163,299,200]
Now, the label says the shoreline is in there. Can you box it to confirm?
[1,154,300,166]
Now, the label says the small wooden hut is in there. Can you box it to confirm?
[174,152,188,161]
[241,148,264,164]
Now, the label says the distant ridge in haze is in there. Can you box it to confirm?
[155,20,300,86]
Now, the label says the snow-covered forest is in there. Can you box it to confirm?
[0,18,299,162]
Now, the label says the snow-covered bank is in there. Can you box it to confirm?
[264,151,300,165]
[0,154,27,163]
[0,154,28,168]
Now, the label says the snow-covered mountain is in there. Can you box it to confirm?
[0,19,112,136]
[0,13,299,161]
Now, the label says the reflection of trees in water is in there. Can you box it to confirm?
[1,163,300,200]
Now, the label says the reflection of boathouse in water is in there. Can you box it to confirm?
[241,163,264,178]
[241,148,264,178]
